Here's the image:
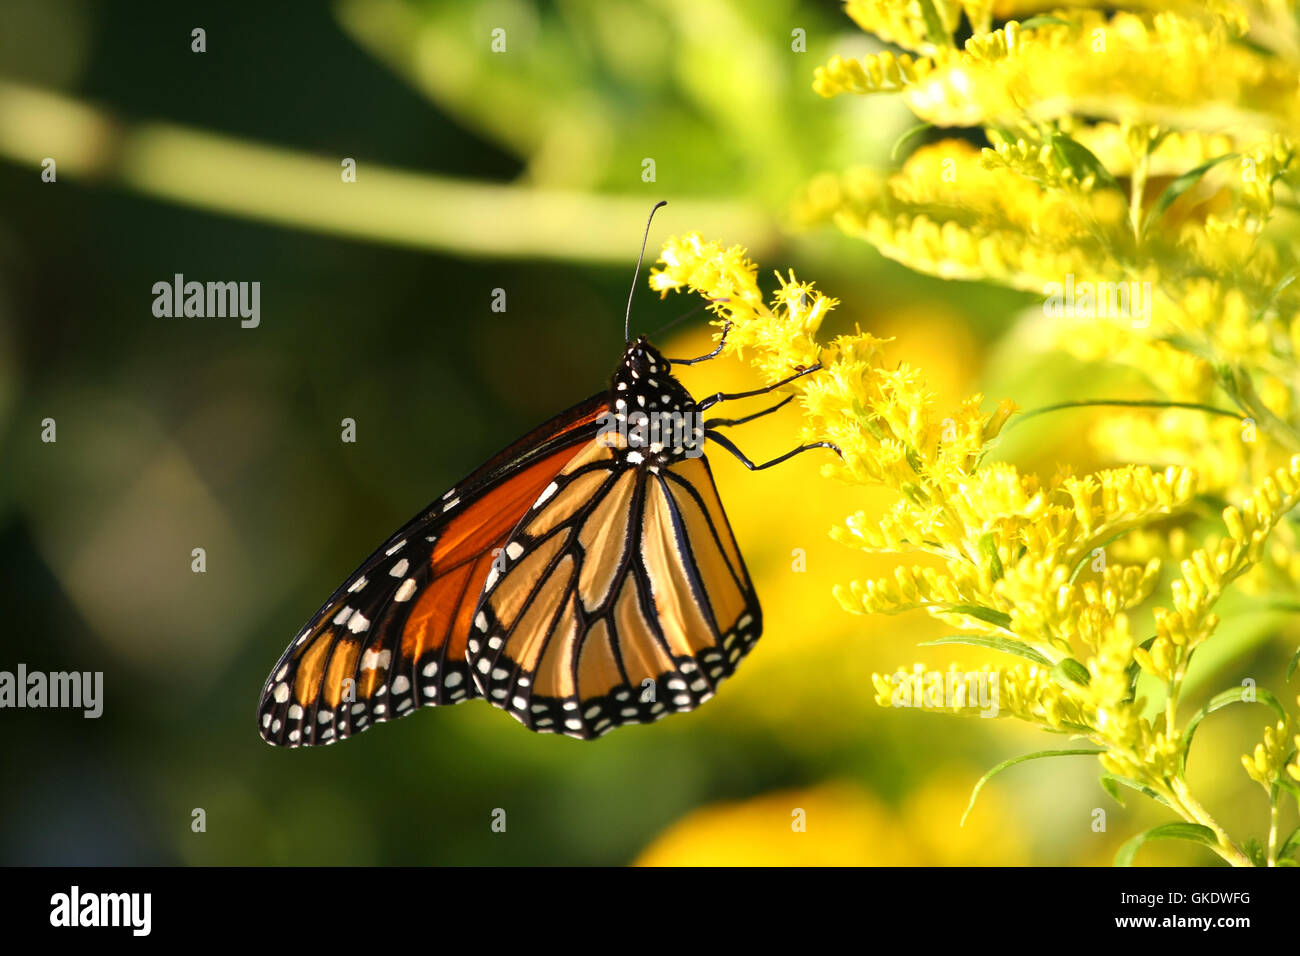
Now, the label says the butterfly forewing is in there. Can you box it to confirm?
[467,439,762,739]
[258,396,608,747]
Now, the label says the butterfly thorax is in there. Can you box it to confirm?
[603,336,704,467]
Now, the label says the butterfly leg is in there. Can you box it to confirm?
[666,320,732,366]
[697,362,822,411]
[704,393,794,429]
[706,429,841,470]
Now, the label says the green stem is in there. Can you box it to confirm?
[1268,799,1280,866]
[1130,144,1149,243]
[1169,778,1252,866]
[0,79,772,265]
[1005,399,1241,433]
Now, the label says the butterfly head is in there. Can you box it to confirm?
[606,336,703,465]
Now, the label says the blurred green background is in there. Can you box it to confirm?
[0,0,1279,865]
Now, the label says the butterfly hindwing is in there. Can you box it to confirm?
[467,440,762,738]
[258,396,608,747]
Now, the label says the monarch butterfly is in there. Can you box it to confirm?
[257,203,836,744]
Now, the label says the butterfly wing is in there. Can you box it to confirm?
[258,395,609,747]
[466,441,761,738]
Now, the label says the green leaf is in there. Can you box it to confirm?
[1270,754,1297,807]
[891,122,933,162]
[1018,15,1072,29]
[1244,837,1266,867]
[1099,775,1124,806]
[1099,773,1174,810]
[1115,823,1219,866]
[979,533,1005,581]
[1278,825,1300,861]
[914,0,951,47]
[919,635,1052,667]
[1181,685,1287,773]
[962,749,1103,826]
[1254,271,1296,323]
[1125,635,1158,701]
[1276,776,1300,811]
[945,604,1013,629]
[985,126,1016,148]
[1288,644,1300,681]
[1143,153,1238,237]
[1048,129,1120,191]
[1052,657,1091,688]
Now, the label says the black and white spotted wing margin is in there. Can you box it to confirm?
[257,396,608,747]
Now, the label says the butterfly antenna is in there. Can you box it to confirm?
[626,200,667,343]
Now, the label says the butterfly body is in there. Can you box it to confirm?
[258,335,765,745]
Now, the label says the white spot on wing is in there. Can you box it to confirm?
[360,647,390,671]
[534,482,558,509]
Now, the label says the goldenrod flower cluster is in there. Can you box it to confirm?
[652,0,1300,869]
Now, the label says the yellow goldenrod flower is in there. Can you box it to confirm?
[654,0,1300,867]
[652,226,1298,865]
[1242,715,1294,790]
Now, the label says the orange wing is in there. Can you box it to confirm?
[257,395,608,747]
[467,442,761,738]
